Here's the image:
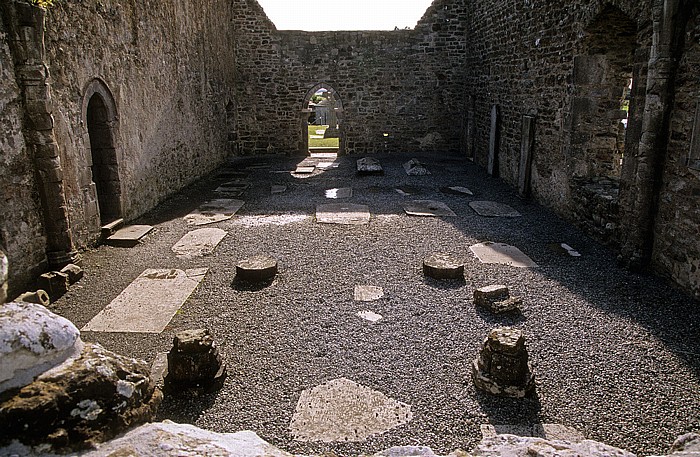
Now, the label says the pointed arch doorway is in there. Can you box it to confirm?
[301,83,345,156]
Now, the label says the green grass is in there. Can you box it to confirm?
[308,125,339,149]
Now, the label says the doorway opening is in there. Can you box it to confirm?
[301,83,344,156]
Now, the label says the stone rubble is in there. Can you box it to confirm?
[472,327,535,398]
[164,329,226,392]
[473,285,522,314]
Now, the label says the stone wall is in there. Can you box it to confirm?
[231,0,468,156]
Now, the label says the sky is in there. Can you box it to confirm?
[256,0,435,31]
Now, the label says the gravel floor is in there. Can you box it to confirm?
[51,152,700,456]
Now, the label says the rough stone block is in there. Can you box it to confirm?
[15,289,50,306]
[474,285,522,314]
[165,329,226,390]
[423,253,464,279]
[236,254,278,282]
[37,271,69,300]
[472,327,534,398]
[60,264,84,285]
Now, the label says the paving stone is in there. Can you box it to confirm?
[469,201,521,217]
[236,254,278,282]
[470,242,538,268]
[271,185,287,194]
[290,378,412,442]
[357,157,383,175]
[325,187,353,199]
[441,186,474,196]
[294,166,316,174]
[233,214,309,227]
[316,161,340,169]
[215,180,250,194]
[106,225,154,247]
[403,159,431,176]
[480,423,585,442]
[171,228,227,259]
[316,203,371,225]
[357,310,383,322]
[403,200,456,217]
[354,285,384,301]
[82,268,208,333]
[474,285,522,314]
[184,199,244,226]
[423,253,464,279]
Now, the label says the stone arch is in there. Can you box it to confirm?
[300,82,345,155]
[82,79,122,225]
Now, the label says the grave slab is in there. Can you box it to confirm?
[82,268,208,333]
[271,185,287,194]
[325,187,353,199]
[395,186,421,196]
[357,310,383,323]
[441,186,474,196]
[469,201,521,217]
[403,159,431,176]
[354,285,384,301]
[171,228,227,259]
[106,225,154,247]
[290,378,412,442]
[316,204,370,225]
[184,199,244,226]
[403,200,456,217]
[357,157,383,175]
[316,161,340,169]
[294,166,315,174]
[470,242,538,268]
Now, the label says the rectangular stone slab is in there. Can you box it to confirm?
[325,188,353,199]
[403,200,456,217]
[357,158,383,175]
[294,166,316,174]
[354,285,384,302]
[106,225,154,247]
[184,199,244,226]
[171,228,227,259]
[316,203,370,225]
[469,201,521,217]
[470,242,538,268]
[82,268,208,333]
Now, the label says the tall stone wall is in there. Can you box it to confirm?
[0,15,48,295]
[231,0,468,156]
[44,0,237,247]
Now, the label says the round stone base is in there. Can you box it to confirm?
[422,253,464,279]
[236,254,278,282]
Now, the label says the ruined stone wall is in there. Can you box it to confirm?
[0,16,48,295]
[232,0,468,156]
[44,0,237,247]
[653,6,700,299]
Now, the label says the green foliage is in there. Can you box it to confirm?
[308,125,339,149]
[30,0,53,8]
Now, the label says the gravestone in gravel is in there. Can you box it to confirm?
[172,228,227,259]
[82,268,208,333]
[106,225,154,247]
[403,200,456,217]
[184,199,244,226]
[164,329,226,392]
[236,254,278,282]
[403,159,431,176]
[356,310,383,322]
[474,285,522,314]
[325,187,353,199]
[469,201,521,217]
[472,327,535,398]
[316,203,371,225]
[271,185,287,194]
[317,161,340,169]
[354,285,384,301]
[294,166,315,174]
[357,157,383,175]
[423,253,464,279]
[290,378,412,442]
[441,186,474,196]
[470,242,538,268]
[0,249,7,304]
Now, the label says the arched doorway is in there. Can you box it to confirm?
[83,80,122,226]
[301,83,345,155]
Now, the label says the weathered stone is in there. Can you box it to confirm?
[403,200,456,217]
[440,186,474,196]
[354,285,384,302]
[316,203,371,225]
[0,249,7,304]
[36,270,69,300]
[470,242,538,268]
[325,187,353,199]
[474,285,522,314]
[236,254,278,281]
[480,423,585,442]
[171,228,227,259]
[469,201,521,218]
[271,185,287,194]
[357,157,383,175]
[185,199,244,226]
[165,329,226,391]
[404,159,431,175]
[0,342,162,452]
[357,310,383,322]
[106,225,154,247]
[665,433,700,456]
[0,302,82,394]
[15,289,50,306]
[423,253,464,279]
[473,434,634,457]
[60,263,84,284]
[472,327,534,398]
[100,218,124,239]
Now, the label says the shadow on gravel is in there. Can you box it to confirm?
[474,306,526,326]
[475,389,542,425]
[231,277,276,292]
[422,277,468,290]
[155,390,219,424]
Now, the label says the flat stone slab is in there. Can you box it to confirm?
[423,253,464,279]
[403,200,456,217]
[441,186,474,196]
[294,166,315,174]
[171,228,227,259]
[310,152,337,159]
[480,424,585,442]
[82,268,208,333]
[469,201,521,217]
[105,225,154,247]
[316,203,370,225]
[184,199,244,226]
[357,157,383,175]
[290,378,412,442]
[357,310,383,322]
[236,254,278,282]
[403,159,431,176]
[354,285,384,302]
[271,185,287,194]
[325,187,353,199]
[470,242,538,268]
[395,186,421,196]
[233,214,309,227]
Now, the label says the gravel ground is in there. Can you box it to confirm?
[51,152,700,456]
